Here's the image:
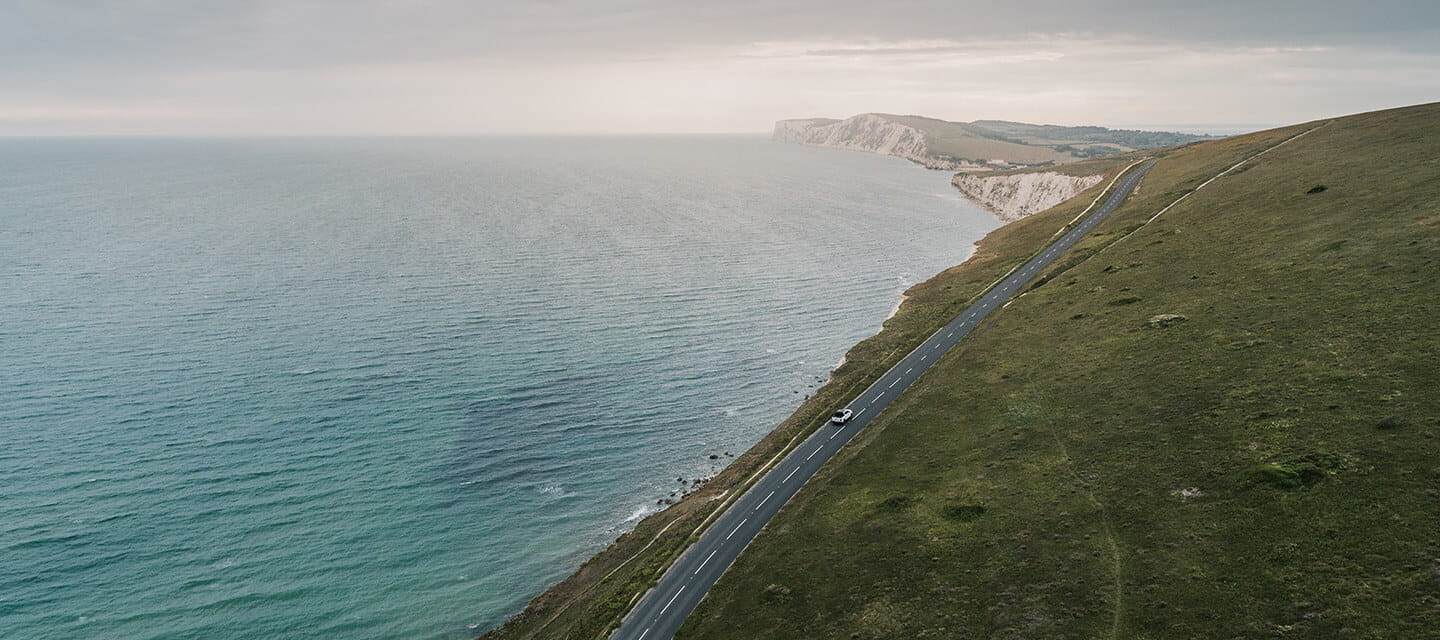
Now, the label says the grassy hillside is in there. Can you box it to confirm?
[679,102,1440,639]
[879,115,1077,165]
[973,119,1214,152]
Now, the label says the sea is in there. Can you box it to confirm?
[0,135,999,639]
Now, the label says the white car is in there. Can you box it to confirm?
[829,409,853,425]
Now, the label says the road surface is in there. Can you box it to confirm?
[610,159,1158,640]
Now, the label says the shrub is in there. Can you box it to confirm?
[1146,313,1189,328]
[1250,453,1350,489]
[760,584,792,604]
[878,495,913,511]
[1107,296,1143,306]
[942,504,987,522]
[1250,463,1303,489]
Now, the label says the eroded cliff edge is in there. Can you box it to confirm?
[772,114,981,170]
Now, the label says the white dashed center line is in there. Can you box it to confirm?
[659,585,685,616]
[756,491,775,509]
[695,550,718,574]
[726,518,747,539]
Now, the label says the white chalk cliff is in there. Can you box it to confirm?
[773,114,975,170]
[951,172,1104,222]
[776,113,1104,221]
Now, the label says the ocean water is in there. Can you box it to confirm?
[0,136,998,639]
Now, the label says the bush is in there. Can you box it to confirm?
[760,584,792,604]
[1146,313,1189,328]
[1107,296,1143,306]
[942,504,987,522]
[878,495,914,511]
[1250,453,1350,489]
[1250,463,1303,489]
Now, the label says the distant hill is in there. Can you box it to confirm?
[774,113,1213,170]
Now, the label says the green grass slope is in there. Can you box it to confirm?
[679,102,1440,639]
[878,114,1078,165]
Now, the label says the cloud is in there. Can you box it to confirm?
[1,1,1438,134]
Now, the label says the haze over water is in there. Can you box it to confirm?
[0,136,998,639]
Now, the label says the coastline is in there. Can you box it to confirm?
[477,216,1013,640]
[476,148,1104,640]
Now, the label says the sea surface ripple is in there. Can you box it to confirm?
[0,136,999,639]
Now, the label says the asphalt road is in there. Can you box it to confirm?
[610,159,1158,640]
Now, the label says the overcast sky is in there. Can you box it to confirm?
[4,0,1439,135]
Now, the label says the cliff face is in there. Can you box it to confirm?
[776,114,1110,221]
[772,114,975,170]
[951,172,1104,222]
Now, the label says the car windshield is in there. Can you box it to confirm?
[834,411,846,417]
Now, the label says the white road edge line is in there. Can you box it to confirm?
[726,518,747,539]
[659,585,685,616]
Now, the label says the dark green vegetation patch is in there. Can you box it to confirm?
[1250,453,1351,489]
[941,504,987,522]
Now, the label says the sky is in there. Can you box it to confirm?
[4,0,1439,135]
